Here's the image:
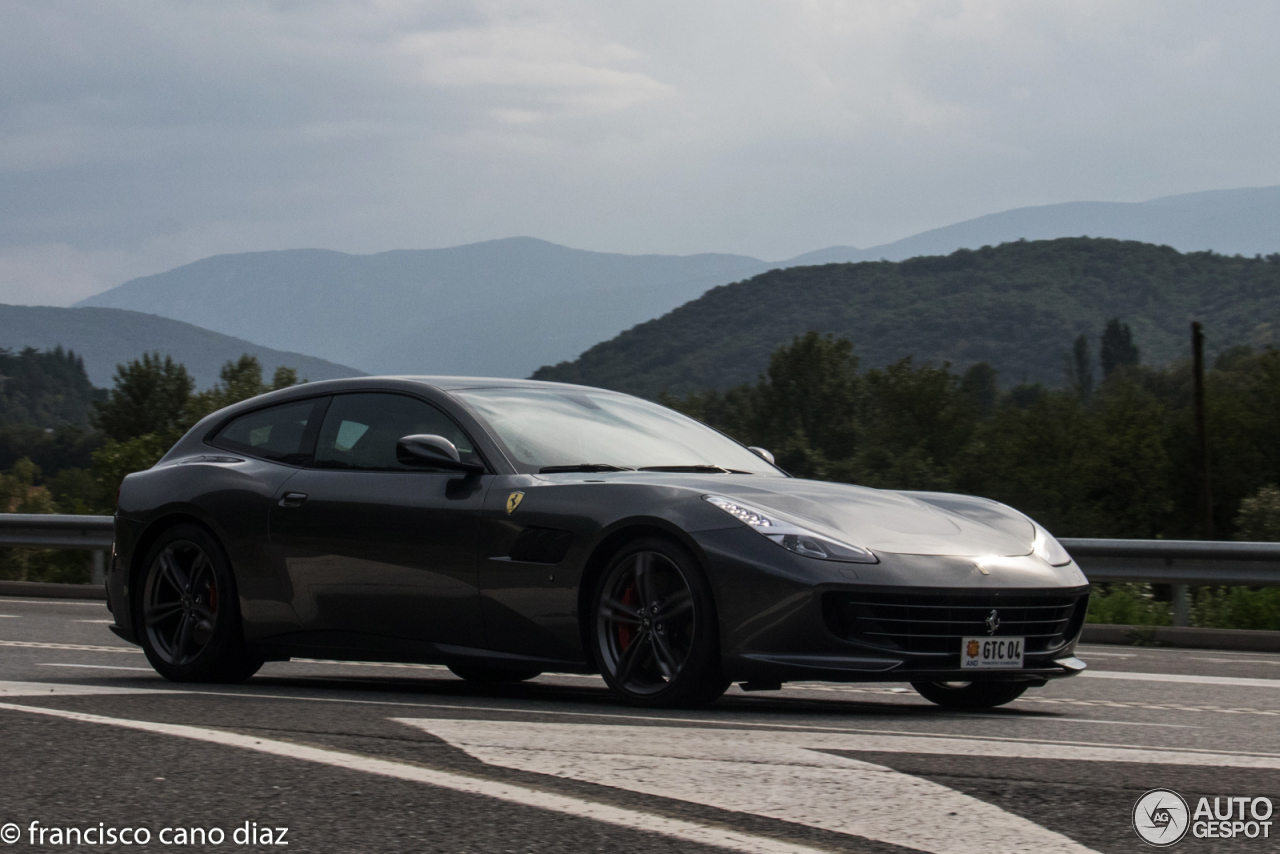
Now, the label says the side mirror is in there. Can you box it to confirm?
[396,434,484,473]
[748,446,775,465]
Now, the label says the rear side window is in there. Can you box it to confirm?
[313,392,479,472]
[211,399,322,464]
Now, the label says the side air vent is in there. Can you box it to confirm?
[508,527,574,564]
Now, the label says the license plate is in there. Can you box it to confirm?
[961,636,1024,669]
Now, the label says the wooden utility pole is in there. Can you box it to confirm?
[1192,321,1212,539]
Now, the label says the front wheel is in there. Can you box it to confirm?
[911,680,1028,709]
[591,537,729,708]
[136,524,263,683]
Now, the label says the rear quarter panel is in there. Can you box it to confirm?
[115,456,304,642]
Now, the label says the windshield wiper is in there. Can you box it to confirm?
[538,463,635,473]
[637,465,754,474]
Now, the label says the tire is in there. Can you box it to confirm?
[591,536,729,708]
[135,523,263,683]
[448,665,541,683]
[911,680,1029,709]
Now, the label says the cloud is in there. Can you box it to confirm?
[0,243,136,306]
[1,0,1278,303]
[398,21,674,114]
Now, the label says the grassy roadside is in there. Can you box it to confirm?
[1087,582,1280,631]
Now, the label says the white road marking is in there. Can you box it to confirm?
[0,598,103,605]
[0,680,170,697]
[115,681,1278,754]
[40,663,154,672]
[0,639,140,653]
[406,719,1098,854]
[964,715,1198,728]
[407,714,1280,763]
[289,658,448,670]
[1023,695,1280,717]
[0,701,834,854]
[1082,644,1280,659]
[1082,670,1280,689]
[0,615,19,618]
[74,619,113,624]
[1192,657,1280,666]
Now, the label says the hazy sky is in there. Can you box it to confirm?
[3,0,1278,305]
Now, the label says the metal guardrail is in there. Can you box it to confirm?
[1060,538,1280,587]
[0,514,114,549]
[1060,537,1280,627]
[0,514,113,585]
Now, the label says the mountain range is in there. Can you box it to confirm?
[77,240,771,380]
[534,238,1280,397]
[0,305,362,388]
[43,182,1280,386]
[784,185,1280,266]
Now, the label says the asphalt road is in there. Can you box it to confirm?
[1,596,1278,853]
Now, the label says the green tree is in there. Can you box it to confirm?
[850,358,971,490]
[1065,334,1094,403]
[187,356,303,422]
[956,391,1097,535]
[1235,485,1280,541]
[91,353,194,444]
[752,332,860,478]
[960,362,999,416]
[90,353,302,510]
[662,332,860,478]
[1100,318,1140,378]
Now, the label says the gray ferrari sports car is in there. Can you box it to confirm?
[106,376,1088,708]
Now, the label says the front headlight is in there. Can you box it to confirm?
[1031,524,1073,566]
[703,494,878,564]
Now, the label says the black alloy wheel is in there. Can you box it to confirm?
[137,524,262,683]
[592,537,728,708]
[911,680,1029,709]
[448,665,542,683]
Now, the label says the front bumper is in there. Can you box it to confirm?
[691,526,1091,685]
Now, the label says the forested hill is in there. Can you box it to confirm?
[0,347,103,428]
[533,238,1280,397]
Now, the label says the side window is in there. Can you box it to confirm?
[313,393,479,472]
[211,399,322,464]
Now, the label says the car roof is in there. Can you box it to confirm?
[253,375,618,399]
[388,376,609,392]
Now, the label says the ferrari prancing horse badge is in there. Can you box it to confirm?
[506,491,525,514]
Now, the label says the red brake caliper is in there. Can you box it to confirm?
[617,583,637,651]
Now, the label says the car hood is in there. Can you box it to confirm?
[695,477,1036,558]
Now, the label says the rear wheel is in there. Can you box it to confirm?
[448,665,541,683]
[137,524,263,683]
[911,680,1028,709]
[591,537,729,708]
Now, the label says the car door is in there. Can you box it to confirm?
[268,392,490,651]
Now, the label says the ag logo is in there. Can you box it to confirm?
[1133,788,1190,847]
[506,491,525,515]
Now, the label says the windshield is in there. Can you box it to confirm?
[452,387,783,476]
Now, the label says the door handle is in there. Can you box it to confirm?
[278,492,308,507]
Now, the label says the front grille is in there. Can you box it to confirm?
[823,588,1089,655]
